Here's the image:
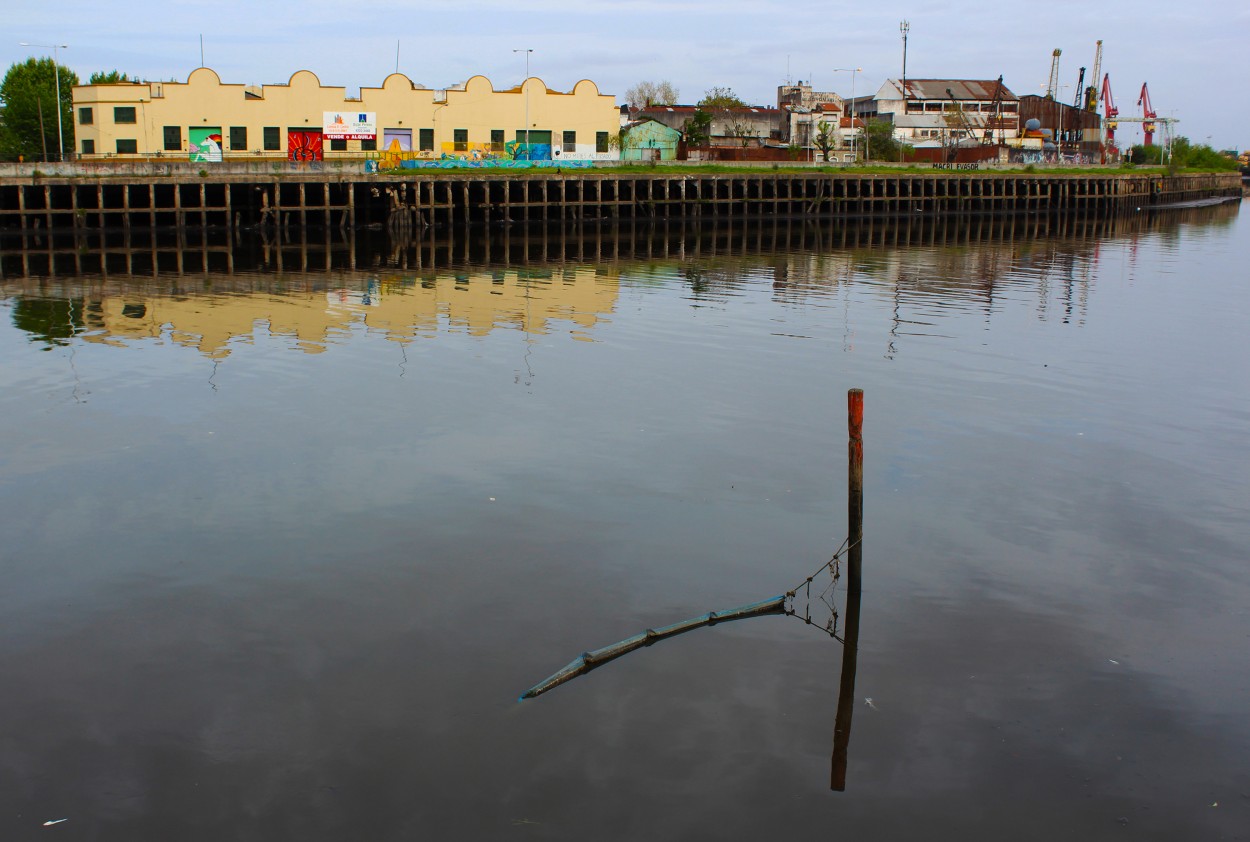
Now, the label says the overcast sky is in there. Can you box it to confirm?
[6,0,1248,149]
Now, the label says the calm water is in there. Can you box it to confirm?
[2,205,1248,840]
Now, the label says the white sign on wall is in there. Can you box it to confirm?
[323,111,377,140]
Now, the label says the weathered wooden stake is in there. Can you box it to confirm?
[832,387,864,791]
[847,388,863,594]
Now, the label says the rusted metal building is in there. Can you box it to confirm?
[1017,95,1103,158]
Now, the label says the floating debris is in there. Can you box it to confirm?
[518,596,788,701]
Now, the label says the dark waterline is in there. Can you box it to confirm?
[1,204,1248,840]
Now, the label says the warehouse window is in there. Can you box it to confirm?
[596,131,609,153]
[361,137,377,151]
[116,139,138,154]
[419,128,434,151]
[163,126,182,151]
[78,107,93,125]
[263,126,280,151]
[229,126,247,151]
[562,131,576,153]
[114,106,136,124]
[490,129,504,152]
[329,138,347,151]
[81,139,95,154]
[453,129,468,152]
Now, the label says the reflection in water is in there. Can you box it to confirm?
[2,202,1239,360]
[2,201,1248,839]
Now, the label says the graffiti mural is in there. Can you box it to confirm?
[288,131,323,162]
[399,158,594,170]
[370,138,591,171]
[189,127,223,163]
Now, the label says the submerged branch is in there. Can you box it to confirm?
[518,595,787,701]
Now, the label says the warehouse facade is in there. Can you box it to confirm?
[72,67,620,163]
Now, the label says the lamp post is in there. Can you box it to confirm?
[899,21,909,108]
[513,48,533,159]
[20,42,69,161]
[899,22,909,163]
[833,67,861,163]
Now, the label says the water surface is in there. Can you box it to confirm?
[2,205,1248,840]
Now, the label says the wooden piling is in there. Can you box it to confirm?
[847,388,863,594]
[832,386,864,791]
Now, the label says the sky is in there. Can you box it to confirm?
[5,0,1248,150]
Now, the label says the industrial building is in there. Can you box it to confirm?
[859,79,1020,146]
[71,68,620,163]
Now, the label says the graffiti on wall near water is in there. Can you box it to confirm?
[288,131,323,162]
[368,138,593,171]
[189,128,223,163]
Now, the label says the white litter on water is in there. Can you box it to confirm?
[43,819,68,826]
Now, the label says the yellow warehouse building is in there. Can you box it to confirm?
[72,67,620,164]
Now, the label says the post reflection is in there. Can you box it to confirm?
[831,579,861,792]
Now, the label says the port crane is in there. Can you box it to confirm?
[1137,82,1158,145]
[943,87,979,160]
[1046,49,1062,99]
[1101,74,1118,146]
[1085,41,1103,111]
[1072,67,1086,109]
[1106,81,1178,151]
[983,76,1005,145]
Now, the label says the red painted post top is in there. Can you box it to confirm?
[848,388,864,442]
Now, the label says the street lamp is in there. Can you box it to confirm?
[20,41,69,162]
[513,48,533,159]
[833,67,862,163]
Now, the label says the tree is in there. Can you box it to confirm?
[814,120,837,161]
[862,118,908,162]
[727,119,757,148]
[0,58,79,161]
[698,87,746,110]
[89,70,131,84]
[1129,137,1238,171]
[682,110,712,147]
[608,126,635,156]
[625,80,678,109]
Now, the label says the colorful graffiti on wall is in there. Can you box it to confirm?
[189,128,223,163]
[288,131,323,162]
[368,138,593,171]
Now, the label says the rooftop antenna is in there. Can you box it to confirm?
[395,40,400,74]
[199,34,204,68]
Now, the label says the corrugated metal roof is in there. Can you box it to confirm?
[900,79,1017,101]
[636,105,781,115]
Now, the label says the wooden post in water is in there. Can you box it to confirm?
[847,388,863,594]
[832,387,864,791]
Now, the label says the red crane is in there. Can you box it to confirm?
[1101,74,1118,146]
[1137,82,1157,146]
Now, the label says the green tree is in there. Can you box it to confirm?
[814,120,837,161]
[0,57,79,161]
[89,70,131,84]
[608,126,634,155]
[698,87,746,110]
[1128,138,1236,170]
[682,110,712,147]
[862,118,908,162]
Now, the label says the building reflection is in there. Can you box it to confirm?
[2,200,1237,356]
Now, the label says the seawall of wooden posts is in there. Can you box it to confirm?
[0,172,1241,235]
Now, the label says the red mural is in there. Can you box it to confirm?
[288,131,323,162]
